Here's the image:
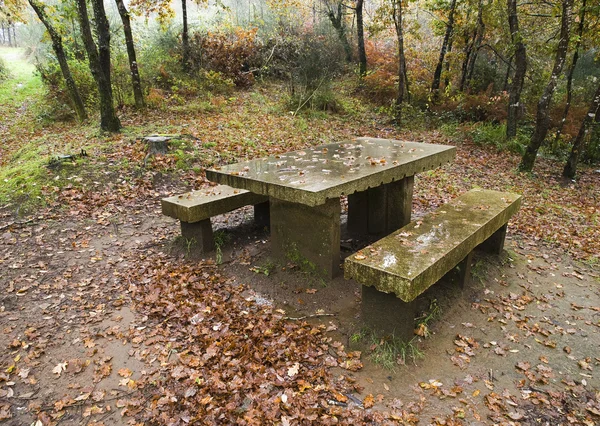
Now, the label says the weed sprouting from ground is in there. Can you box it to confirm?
[350,328,424,370]
[213,230,230,264]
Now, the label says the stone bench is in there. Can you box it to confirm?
[344,188,522,340]
[161,185,269,252]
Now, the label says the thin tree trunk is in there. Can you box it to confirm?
[555,0,586,143]
[115,0,145,109]
[506,0,527,139]
[563,81,600,179]
[327,2,353,63]
[356,0,367,76]
[431,0,457,100]
[520,0,573,172]
[7,21,12,47]
[182,0,190,70]
[393,0,406,125]
[464,0,485,90]
[503,55,513,92]
[76,0,121,132]
[28,0,87,122]
[443,35,453,90]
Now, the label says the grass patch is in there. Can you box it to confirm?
[0,47,45,127]
[351,329,423,370]
[415,299,441,338]
[213,230,230,264]
[285,243,327,286]
[469,122,528,155]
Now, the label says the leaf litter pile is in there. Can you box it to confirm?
[1,92,599,425]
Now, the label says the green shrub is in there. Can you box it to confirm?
[35,56,97,119]
[189,28,262,88]
[583,122,600,164]
[267,31,345,113]
[470,122,528,155]
[199,70,235,95]
[0,57,10,81]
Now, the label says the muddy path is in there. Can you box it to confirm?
[1,196,598,425]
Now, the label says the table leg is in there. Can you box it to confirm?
[347,175,414,235]
[270,197,341,278]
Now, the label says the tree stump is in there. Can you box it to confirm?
[144,136,171,155]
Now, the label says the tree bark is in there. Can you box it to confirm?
[392,0,407,125]
[28,0,87,122]
[356,0,367,76]
[443,35,453,90]
[464,0,485,90]
[326,2,353,63]
[7,21,12,47]
[562,81,600,179]
[76,0,121,132]
[181,0,190,70]
[506,0,527,139]
[115,0,145,109]
[431,0,457,100]
[555,0,586,143]
[520,0,573,172]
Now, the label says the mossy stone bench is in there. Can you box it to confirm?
[344,188,522,340]
[161,185,269,253]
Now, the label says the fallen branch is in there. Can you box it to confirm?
[284,313,336,321]
[0,218,35,231]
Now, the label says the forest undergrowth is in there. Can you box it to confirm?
[1,48,599,425]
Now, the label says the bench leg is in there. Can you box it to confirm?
[347,176,414,235]
[270,197,340,278]
[477,224,507,255]
[253,201,270,229]
[361,285,417,341]
[180,219,214,253]
[455,251,473,289]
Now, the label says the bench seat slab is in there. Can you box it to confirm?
[161,185,268,224]
[345,189,521,303]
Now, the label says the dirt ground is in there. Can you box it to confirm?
[1,192,598,425]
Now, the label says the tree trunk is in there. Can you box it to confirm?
[28,0,87,122]
[503,55,513,92]
[356,0,367,76]
[115,0,145,109]
[431,0,457,100]
[443,35,453,90]
[326,2,353,63]
[181,0,190,70]
[562,82,600,179]
[464,0,485,90]
[76,0,121,132]
[392,0,406,125]
[520,0,573,172]
[555,0,586,143]
[7,21,12,47]
[506,0,527,139]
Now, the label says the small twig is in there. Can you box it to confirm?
[526,386,550,395]
[284,313,336,321]
[0,218,35,231]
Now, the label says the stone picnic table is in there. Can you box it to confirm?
[205,137,456,278]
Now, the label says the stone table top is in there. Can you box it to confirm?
[205,137,456,206]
